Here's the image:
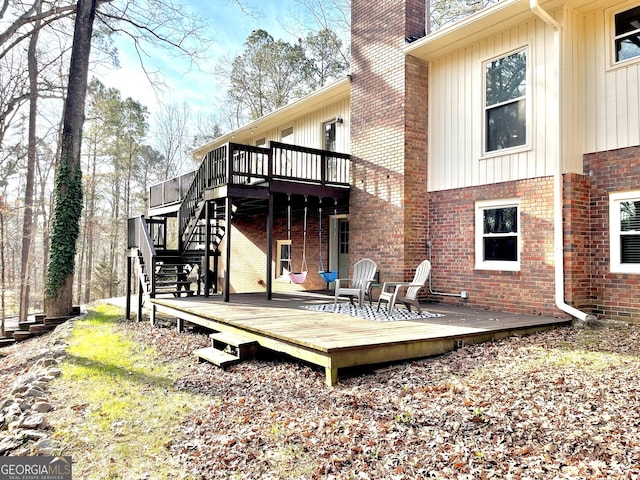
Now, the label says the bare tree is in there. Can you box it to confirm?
[154,101,191,179]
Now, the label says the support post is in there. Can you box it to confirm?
[224,196,232,302]
[204,201,211,298]
[266,193,273,300]
[125,252,132,320]
[137,277,143,322]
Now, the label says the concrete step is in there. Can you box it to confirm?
[209,332,258,359]
[193,346,239,369]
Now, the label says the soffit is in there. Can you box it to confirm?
[405,0,616,60]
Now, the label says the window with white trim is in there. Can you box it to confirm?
[484,48,527,153]
[614,6,640,63]
[610,191,640,273]
[475,199,520,271]
[276,240,292,278]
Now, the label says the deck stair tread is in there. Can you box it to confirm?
[29,323,57,334]
[194,346,239,369]
[209,332,258,358]
[0,338,16,348]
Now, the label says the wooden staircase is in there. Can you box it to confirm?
[194,331,258,369]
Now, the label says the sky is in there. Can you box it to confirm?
[96,0,302,126]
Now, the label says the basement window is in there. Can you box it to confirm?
[475,199,520,271]
[610,191,640,273]
[614,5,640,63]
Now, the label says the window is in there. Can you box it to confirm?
[610,191,640,273]
[484,48,527,153]
[614,6,640,63]
[276,240,292,277]
[475,199,520,271]
[323,120,337,152]
[255,137,266,147]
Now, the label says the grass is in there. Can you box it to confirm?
[49,303,208,480]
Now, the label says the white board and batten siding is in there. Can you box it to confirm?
[428,1,640,192]
[232,98,351,153]
[583,0,640,154]
[428,16,559,192]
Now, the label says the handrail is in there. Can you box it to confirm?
[135,215,157,296]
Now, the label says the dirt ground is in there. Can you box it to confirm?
[1,312,639,479]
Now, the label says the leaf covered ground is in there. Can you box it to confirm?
[2,308,640,479]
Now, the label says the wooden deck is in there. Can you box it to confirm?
[149,292,572,386]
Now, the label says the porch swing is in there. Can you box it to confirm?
[318,198,338,283]
[286,194,308,284]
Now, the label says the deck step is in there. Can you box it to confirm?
[0,338,16,348]
[44,316,71,326]
[29,323,57,334]
[13,331,33,342]
[193,347,240,369]
[209,332,258,359]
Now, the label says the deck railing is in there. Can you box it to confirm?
[149,171,196,209]
[151,142,350,208]
[128,216,156,295]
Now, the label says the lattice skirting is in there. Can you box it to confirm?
[302,303,445,322]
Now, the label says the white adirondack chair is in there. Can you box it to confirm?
[334,258,378,310]
[377,260,431,314]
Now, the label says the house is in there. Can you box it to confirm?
[133,0,640,324]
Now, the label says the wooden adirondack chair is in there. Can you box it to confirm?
[377,260,431,314]
[334,258,378,309]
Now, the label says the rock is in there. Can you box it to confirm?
[18,429,48,441]
[32,438,61,456]
[35,358,58,368]
[32,401,53,413]
[16,412,47,430]
[23,387,45,398]
[0,435,18,455]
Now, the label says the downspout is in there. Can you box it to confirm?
[530,0,595,322]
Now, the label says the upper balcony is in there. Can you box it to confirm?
[148,141,351,217]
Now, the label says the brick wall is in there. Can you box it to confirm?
[427,177,567,317]
[350,0,428,282]
[223,206,330,294]
[562,173,593,312]
[585,145,640,322]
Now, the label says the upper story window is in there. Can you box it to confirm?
[610,191,640,273]
[255,137,266,147]
[323,120,337,152]
[484,48,527,153]
[475,198,520,271]
[614,6,640,63]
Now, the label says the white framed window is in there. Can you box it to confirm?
[483,48,528,154]
[276,240,292,278]
[475,198,520,271]
[255,137,266,147]
[613,5,640,64]
[610,191,640,273]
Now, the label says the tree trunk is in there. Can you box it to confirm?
[19,7,41,322]
[45,0,97,317]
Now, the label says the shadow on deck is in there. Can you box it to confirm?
[147,292,572,386]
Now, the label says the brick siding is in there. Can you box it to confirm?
[585,145,640,322]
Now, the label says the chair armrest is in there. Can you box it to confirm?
[380,281,410,292]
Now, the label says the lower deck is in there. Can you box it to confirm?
[149,292,572,386]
